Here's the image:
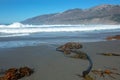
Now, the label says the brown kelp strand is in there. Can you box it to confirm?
[56,42,94,80]
[82,54,93,77]
[97,53,120,56]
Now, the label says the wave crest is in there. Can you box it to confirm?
[0,22,120,37]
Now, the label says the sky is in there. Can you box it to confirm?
[0,0,120,24]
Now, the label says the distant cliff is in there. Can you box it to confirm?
[21,4,120,25]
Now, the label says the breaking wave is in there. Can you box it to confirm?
[0,22,120,37]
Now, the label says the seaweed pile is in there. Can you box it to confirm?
[92,68,120,79]
[0,67,33,80]
[56,42,93,79]
[97,53,120,56]
[106,35,120,40]
[56,42,120,80]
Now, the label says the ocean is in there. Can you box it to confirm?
[0,22,120,48]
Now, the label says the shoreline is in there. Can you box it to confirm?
[0,40,120,80]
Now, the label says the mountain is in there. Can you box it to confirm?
[21,4,120,25]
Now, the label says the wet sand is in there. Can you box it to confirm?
[0,40,120,80]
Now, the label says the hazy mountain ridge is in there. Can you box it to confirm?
[21,4,120,25]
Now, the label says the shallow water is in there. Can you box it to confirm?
[0,23,120,48]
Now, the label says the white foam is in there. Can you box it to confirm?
[0,33,30,37]
[0,22,22,28]
[0,22,85,28]
[0,22,120,35]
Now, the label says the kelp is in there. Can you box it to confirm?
[77,74,94,80]
[56,42,94,79]
[92,68,120,79]
[97,53,120,56]
[0,67,33,80]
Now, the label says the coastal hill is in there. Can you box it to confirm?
[21,4,120,25]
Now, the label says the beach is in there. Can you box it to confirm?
[0,40,120,80]
[0,1,120,80]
